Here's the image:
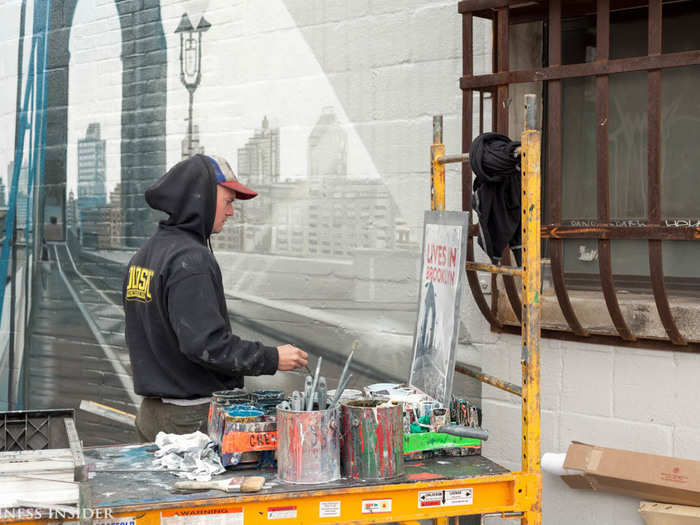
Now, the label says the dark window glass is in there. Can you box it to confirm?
[559,3,700,285]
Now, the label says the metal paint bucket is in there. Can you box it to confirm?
[327,388,363,404]
[220,416,277,467]
[276,406,340,484]
[252,390,286,415]
[208,389,250,443]
[364,383,400,398]
[341,399,405,480]
[430,407,449,428]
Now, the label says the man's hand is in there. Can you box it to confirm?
[277,344,308,371]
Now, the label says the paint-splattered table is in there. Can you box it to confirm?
[6,443,540,524]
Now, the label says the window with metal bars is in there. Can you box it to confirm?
[560,4,700,293]
[459,0,700,350]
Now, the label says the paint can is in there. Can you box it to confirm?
[421,401,441,419]
[220,415,277,467]
[341,399,405,480]
[276,406,340,484]
[364,383,400,398]
[208,389,250,444]
[252,390,286,416]
[430,407,449,429]
[327,388,363,403]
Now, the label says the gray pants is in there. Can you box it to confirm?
[135,397,209,442]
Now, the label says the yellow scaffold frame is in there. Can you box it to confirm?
[429,93,543,525]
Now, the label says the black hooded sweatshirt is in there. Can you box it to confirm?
[122,155,279,399]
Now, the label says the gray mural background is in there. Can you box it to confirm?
[0,0,484,444]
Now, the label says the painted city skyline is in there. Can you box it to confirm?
[61,105,412,255]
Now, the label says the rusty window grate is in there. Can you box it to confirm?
[459,0,700,351]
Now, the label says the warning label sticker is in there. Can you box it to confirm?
[161,507,243,525]
[319,501,341,518]
[267,506,297,519]
[361,499,392,514]
[418,488,473,508]
[418,490,444,507]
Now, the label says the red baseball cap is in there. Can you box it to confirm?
[205,155,258,200]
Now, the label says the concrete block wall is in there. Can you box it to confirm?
[464,303,700,523]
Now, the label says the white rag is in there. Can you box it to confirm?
[152,431,225,481]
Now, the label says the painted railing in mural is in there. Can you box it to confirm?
[459,0,700,351]
[0,0,49,409]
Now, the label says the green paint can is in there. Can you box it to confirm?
[341,399,405,480]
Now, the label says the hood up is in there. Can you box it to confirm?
[145,155,217,242]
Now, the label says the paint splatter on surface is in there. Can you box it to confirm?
[85,444,508,509]
[408,472,446,480]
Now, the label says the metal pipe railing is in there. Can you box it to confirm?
[465,261,523,277]
[455,361,522,397]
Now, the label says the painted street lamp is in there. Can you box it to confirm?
[175,13,211,158]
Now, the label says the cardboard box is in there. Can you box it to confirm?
[640,501,700,525]
[561,442,700,506]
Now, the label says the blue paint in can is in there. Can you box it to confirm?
[226,405,264,419]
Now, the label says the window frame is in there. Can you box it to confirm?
[459,0,700,350]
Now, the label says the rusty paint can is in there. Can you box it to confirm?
[341,399,404,480]
[276,406,340,484]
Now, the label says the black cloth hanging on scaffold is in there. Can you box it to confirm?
[469,132,522,266]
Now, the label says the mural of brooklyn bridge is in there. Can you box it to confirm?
[0,0,484,445]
